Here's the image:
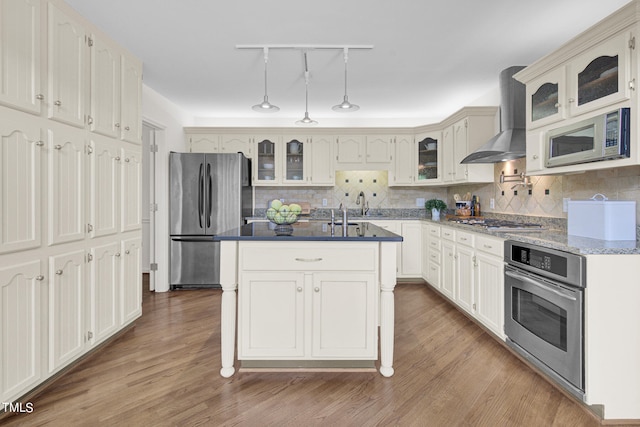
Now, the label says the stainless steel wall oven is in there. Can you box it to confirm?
[504,240,586,401]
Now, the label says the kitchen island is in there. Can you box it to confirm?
[213,221,403,378]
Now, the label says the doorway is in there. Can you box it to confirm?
[142,122,158,291]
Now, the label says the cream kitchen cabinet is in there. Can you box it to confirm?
[89,34,120,139]
[0,0,43,115]
[335,134,393,170]
[48,249,85,374]
[306,135,335,185]
[254,136,281,185]
[119,52,142,144]
[389,135,415,186]
[441,112,495,185]
[88,241,119,346]
[221,134,253,157]
[238,243,378,361]
[425,223,505,338]
[399,222,422,277]
[0,107,43,254]
[47,2,87,128]
[282,135,335,186]
[415,132,441,184]
[120,146,142,232]
[88,136,120,238]
[47,124,85,246]
[120,237,142,325]
[188,133,220,152]
[423,224,442,289]
[0,260,43,403]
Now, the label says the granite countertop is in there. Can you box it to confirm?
[214,221,403,242]
[422,218,640,256]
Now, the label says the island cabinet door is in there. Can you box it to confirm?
[238,272,305,359]
[311,273,377,359]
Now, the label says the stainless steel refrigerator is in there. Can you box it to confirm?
[169,152,251,289]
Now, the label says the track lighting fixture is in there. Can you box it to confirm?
[252,47,279,112]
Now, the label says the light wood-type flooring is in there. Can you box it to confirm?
[2,279,630,426]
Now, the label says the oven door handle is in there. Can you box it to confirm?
[505,269,577,302]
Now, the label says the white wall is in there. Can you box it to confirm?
[142,84,192,292]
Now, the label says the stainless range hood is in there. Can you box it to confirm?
[461,66,526,164]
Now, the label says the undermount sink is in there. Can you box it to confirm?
[328,222,360,226]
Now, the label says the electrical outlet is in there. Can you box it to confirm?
[490,198,495,209]
[416,197,425,207]
[322,198,327,206]
[563,198,570,212]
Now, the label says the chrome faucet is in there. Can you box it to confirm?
[355,191,369,216]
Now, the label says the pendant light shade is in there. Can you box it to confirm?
[252,48,279,113]
[332,48,359,112]
[296,53,318,126]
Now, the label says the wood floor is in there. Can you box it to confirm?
[2,279,623,426]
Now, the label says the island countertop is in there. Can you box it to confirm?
[213,221,403,242]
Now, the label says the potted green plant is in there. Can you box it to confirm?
[425,199,447,221]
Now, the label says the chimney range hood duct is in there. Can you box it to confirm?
[461,66,527,164]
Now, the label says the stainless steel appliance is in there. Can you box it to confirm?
[546,107,630,168]
[169,152,251,289]
[504,240,586,400]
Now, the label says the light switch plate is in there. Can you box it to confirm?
[490,198,495,209]
[416,197,425,207]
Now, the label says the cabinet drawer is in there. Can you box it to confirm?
[428,248,441,265]
[240,244,377,271]
[429,238,441,251]
[475,235,504,257]
[456,230,474,246]
[427,224,441,237]
[441,227,455,241]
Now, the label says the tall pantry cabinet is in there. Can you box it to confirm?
[0,0,143,403]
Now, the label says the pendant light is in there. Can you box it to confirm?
[296,52,318,126]
[252,47,279,112]
[332,47,359,112]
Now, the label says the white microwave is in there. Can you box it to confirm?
[545,108,630,168]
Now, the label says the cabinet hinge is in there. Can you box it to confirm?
[86,145,93,155]
[630,78,636,91]
[86,252,93,263]
[150,203,158,212]
[87,331,93,341]
[87,37,94,47]
[150,263,158,271]
[150,144,158,153]
[87,115,94,125]
[86,223,94,233]
[629,36,636,50]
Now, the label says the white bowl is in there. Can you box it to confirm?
[263,163,274,169]
[263,175,273,180]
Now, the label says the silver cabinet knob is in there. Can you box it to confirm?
[54,100,61,106]
[35,275,44,281]
[35,141,44,147]
[54,144,62,150]
[125,250,130,254]
[55,269,63,275]
[297,286,302,292]
[125,126,130,131]
[115,123,120,128]
[533,155,539,160]
[115,252,121,257]
[125,158,130,162]
[314,287,320,292]
[36,94,44,100]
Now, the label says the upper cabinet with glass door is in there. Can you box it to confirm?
[521,29,634,130]
[283,138,306,185]
[416,135,440,184]
[254,137,280,185]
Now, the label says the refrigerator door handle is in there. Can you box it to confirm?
[198,163,204,228]
[207,162,212,228]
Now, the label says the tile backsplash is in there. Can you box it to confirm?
[254,161,640,219]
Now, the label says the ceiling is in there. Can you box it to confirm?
[65,0,631,128]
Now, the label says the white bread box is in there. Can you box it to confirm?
[568,194,636,241]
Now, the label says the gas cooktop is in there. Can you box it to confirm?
[448,218,546,232]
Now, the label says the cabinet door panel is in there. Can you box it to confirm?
[120,54,142,143]
[0,110,41,253]
[120,238,141,325]
[48,127,84,246]
[0,260,42,402]
[49,250,84,373]
[455,246,474,314]
[336,136,362,163]
[400,222,422,277]
[365,136,392,163]
[312,273,376,358]
[441,240,455,300]
[453,120,468,181]
[89,137,119,237]
[121,147,141,232]
[0,0,41,114]
[391,135,414,185]
[475,253,505,338]
[309,135,334,185]
[48,3,86,128]
[90,35,119,138]
[189,133,219,153]
[89,242,119,344]
[238,272,305,358]
[220,134,252,157]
